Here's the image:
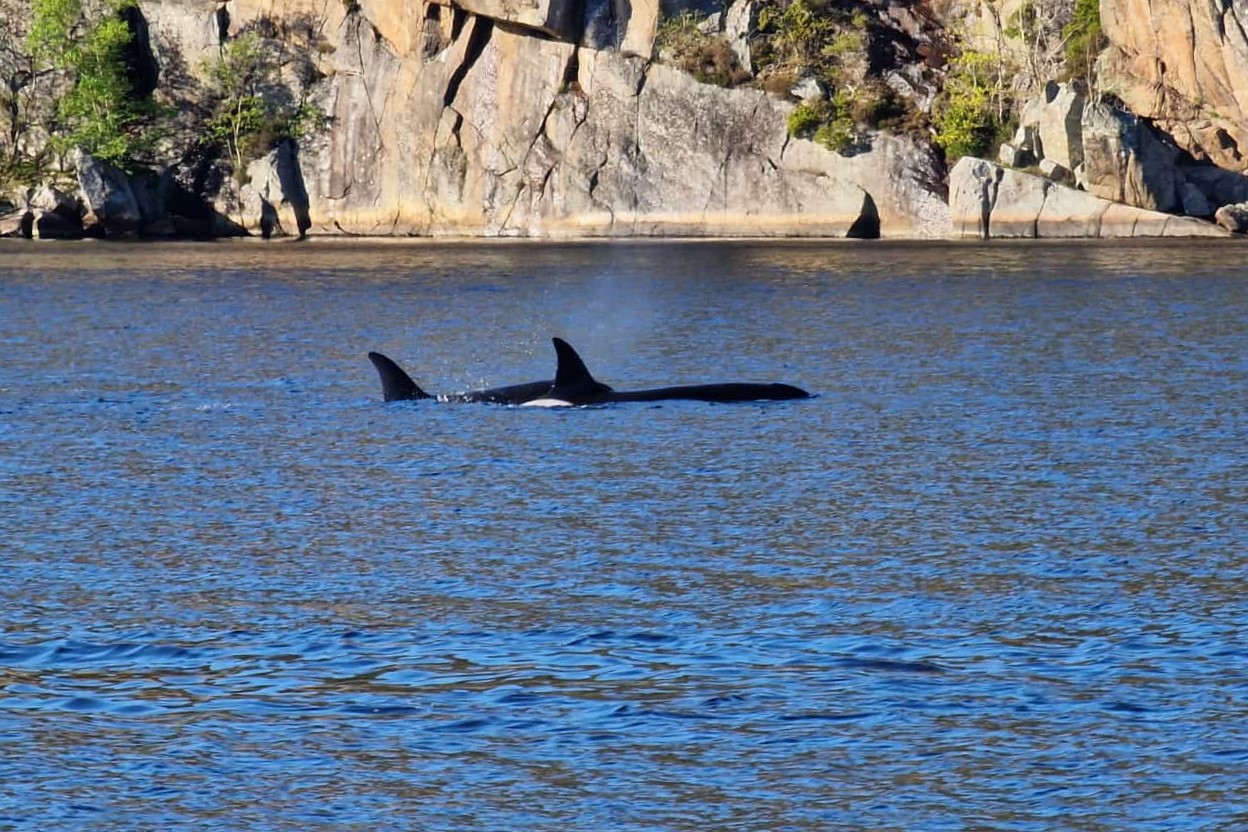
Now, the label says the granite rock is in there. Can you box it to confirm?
[949,157,1229,239]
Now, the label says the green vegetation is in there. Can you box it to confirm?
[755,0,918,154]
[655,11,749,88]
[787,102,823,137]
[1062,0,1106,84]
[785,89,856,153]
[27,0,79,59]
[1,0,332,196]
[29,0,162,170]
[933,50,1011,161]
[204,31,326,180]
[756,0,842,71]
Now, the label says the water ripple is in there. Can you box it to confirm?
[3,241,1248,830]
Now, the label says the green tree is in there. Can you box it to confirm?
[1062,0,1106,86]
[28,0,161,169]
[934,51,1008,161]
[26,0,81,60]
[1,0,56,184]
[204,31,326,179]
[205,33,272,177]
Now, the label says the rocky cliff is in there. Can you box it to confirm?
[1100,0,1248,171]
[132,0,950,238]
[7,0,1248,240]
[943,0,1248,239]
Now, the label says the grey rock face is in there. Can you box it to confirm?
[949,157,1228,239]
[76,153,143,237]
[1081,102,1179,213]
[1029,81,1086,173]
[281,12,949,238]
[724,0,756,72]
[1100,0,1248,171]
[948,157,1002,239]
[241,140,312,238]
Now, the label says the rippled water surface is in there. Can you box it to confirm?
[2,239,1248,829]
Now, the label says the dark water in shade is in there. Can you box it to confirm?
[2,238,1248,830]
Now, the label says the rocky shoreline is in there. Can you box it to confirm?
[5,0,1248,242]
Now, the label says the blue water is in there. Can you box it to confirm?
[2,239,1247,829]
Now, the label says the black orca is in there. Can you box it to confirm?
[527,338,812,406]
[367,351,572,404]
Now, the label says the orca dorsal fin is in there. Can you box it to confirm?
[368,352,433,401]
[550,337,613,398]
[552,337,597,387]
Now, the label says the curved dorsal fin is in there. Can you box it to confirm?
[368,352,433,401]
[549,337,613,400]
[553,337,597,387]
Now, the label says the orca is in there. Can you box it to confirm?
[367,351,568,404]
[534,338,812,405]
[367,340,810,406]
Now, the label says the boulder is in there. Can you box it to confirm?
[1038,158,1073,186]
[29,185,77,215]
[990,168,1048,237]
[0,207,33,238]
[1034,81,1085,172]
[27,186,84,240]
[1081,102,1179,213]
[790,77,826,103]
[949,157,1229,239]
[76,152,142,237]
[997,142,1033,168]
[949,157,1002,239]
[35,211,85,240]
[1215,202,1248,233]
[240,140,312,238]
[1034,186,1103,237]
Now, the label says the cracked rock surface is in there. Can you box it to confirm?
[150,0,950,237]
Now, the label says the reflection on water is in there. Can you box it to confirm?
[2,239,1247,830]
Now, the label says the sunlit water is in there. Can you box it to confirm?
[2,239,1247,830]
